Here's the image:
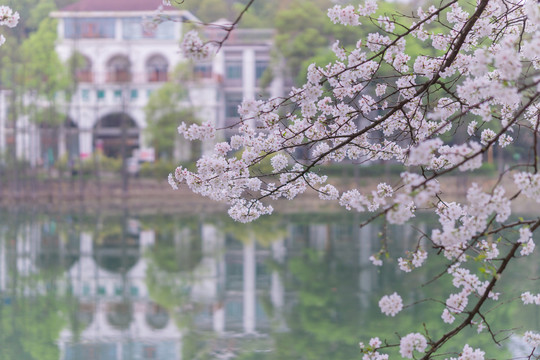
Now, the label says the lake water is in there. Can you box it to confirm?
[0,208,538,360]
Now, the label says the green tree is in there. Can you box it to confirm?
[274,1,331,80]
[269,248,365,360]
[274,0,419,85]
[26,0,57,31]
[54,0,78,10]
[20,18,70,104]
[0,297,67,360]
[145,81,200,160]
[195,0,230,22]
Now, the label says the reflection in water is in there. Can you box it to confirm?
[0,210,538,359]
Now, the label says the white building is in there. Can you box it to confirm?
[48,0,198,161]
[0,0,285,165]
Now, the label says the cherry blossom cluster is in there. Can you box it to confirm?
[359,338,389,360]
[378,292,403,317]
[172,0,540,356]
[327,0,378,26]
[441,265,500,324]
[475,240,499,260]
[0,5,19,47]
[399,333,427,359]
[177,121,216,141]
[368,255,383,266]
[446,344,485,360]
[514,172,540,203]
[181,30,215,61]
[431,185,510,260]
[521,291,540,305]
[523,331,540,348]
[517,227,536,256]
[398,248,428,272]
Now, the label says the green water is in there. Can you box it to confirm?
[0,209,538,360]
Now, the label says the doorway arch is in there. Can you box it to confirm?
[94,113,139,158]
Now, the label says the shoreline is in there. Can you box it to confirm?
[0,175,533,215]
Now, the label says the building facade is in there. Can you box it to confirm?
[0,0,285,165]
[50,0,197,161]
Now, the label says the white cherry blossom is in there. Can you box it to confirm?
[379,292,403,317]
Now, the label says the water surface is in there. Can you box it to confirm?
[0,209,538,359]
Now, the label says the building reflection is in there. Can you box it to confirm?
[0,214,296,359]
[0,212,438,359]
[58,226,182,360]
[2,212,535,359]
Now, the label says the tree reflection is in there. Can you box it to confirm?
[0,281,70,360]
[143,216,209,360]
[270,248,361,360]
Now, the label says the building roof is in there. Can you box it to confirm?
[60,0,178,12]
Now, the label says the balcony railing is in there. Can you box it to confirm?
[71,71,229,84]
[75,70,93,83]
[147,71,168,83]
[107,70,131,83]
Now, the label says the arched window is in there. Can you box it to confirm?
[107,302,133,330]
[107,55,131,83]
[146,55,168,82]
[146,304,170,330]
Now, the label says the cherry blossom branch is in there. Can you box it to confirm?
[172,1,540,355]
[420,218,540,359]
[0,5,19,46]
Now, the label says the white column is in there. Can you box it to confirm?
[115,18,122,41]
[271,239,285,309]
[176,21,183,42]
[242,49,256,101]
[213,305,225,334]
[202,224,218,256]
[58,125,67,160]
[95,55,107,84]
[216,227,227,302]
[140,230,155,250]
[81,232,93,255]
[58,336,66,360]
[95,303,107,335]
[57,19,65,39]
[29,123,40,167]
[213,48,225,79]
[116,342,123,360]
[211,50,226,141]
[198,224,220,302]
[270,57,285,99]
[79,127,93,159]
[243,240,256,333]
[0,90,6,156]
[310,224,328,251]
[16,116,29,161]
[358,224,373,308]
